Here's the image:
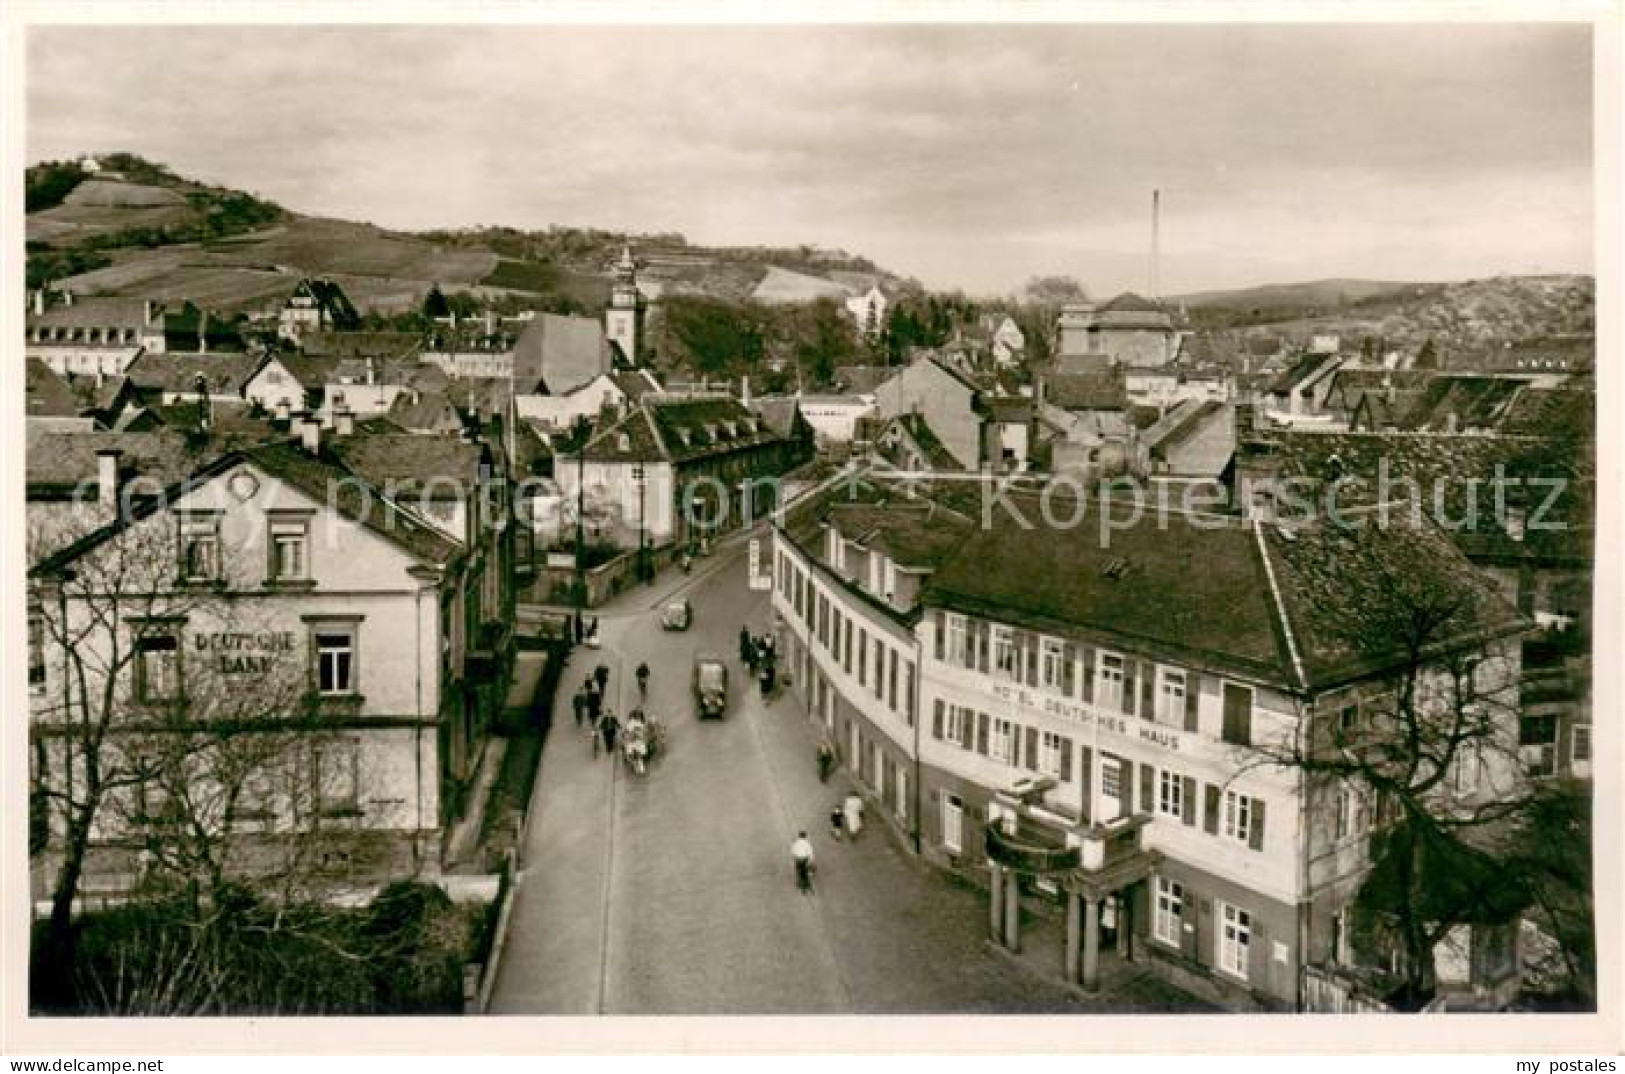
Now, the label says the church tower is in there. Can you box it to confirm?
[605,244,646,367]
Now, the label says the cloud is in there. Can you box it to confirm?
[25,22,1594,294]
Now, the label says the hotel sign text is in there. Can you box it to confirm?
[991,683,1185,753]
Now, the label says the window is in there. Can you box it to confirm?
[1223,790,1261,847]
[873,638,885,699]
[992,625,1017,678]
[1038,730,1064,777]
[1101,758,1122,801]
[28,610,45,691]
[314,629,356,695]
[136,634,180,703]
[943,704,967,747]
[270,519,309,582]
[1154,877,1184,946]
[1219,902,1251,979]
[228,765,279,830]
[313,738,360,818]
[179,515,221,582]
[895,769,908,821]
[1222,682,1253,746]
[942,614,962,666]
[1041,638,1066,691]
[1336,703,1359,744]
[990,717,1017,764]
[1334,785,1351,841]
[887,649,898,711]
[858,627,868,686]
[1156,667,1187,726]
[1097,653,1125,710]
[1158,770,1183,818]
[1573,723,1592,764]
[941,793,964,853]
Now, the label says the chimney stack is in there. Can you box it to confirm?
[32,289,45,316]
[62,289,74,307]
[335,407,355,437]
[198,310,208,354]
[275,399,291,424]
[741,375,751,407]
[296,415,321,455]
[1150,188,1161,300]
[95,449,123,513]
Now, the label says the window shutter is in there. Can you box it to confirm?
[1182,776,1197,826]
[1025,637,1039,687]
[1060,737,1074,783]
[1184,672,1201,732]
[1062,642,1077,696]
[1139,763,1155,814]
[1081,646,1095,703]
[975,622,989,673]
[1120,759,1135,814]
[1123,660,1137,715]
[1250,799,1267,851]
[976,711,989,755]
[1141,662,1156,721]
[1025,727,1039,771]
[1079,746,1092,824]
[933,610,944,660]
[1204,783,1220,835]
[932,698,944,741]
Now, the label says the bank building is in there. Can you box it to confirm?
[29,422,515,903]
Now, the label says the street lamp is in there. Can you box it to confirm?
[631,462,648,584]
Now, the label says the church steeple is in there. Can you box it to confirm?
[606,244,646,367]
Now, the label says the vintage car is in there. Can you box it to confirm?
[692,654,728,719]
[661,599,693,631]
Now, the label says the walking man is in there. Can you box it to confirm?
[593,663,610,695]
[816,742,836,783]
[791,831,815,894]
[572,690,587,729]
[600,710,621,756]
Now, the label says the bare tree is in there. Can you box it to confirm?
[1242,522,1544,1007]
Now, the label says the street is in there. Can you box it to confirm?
[489,533,1199,1014]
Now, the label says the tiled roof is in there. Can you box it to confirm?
[1398,376,1525,432]
[26,357,80,418]
[1268,352,1340,395]
[26,428,197,493]
[329,432,486,494]
[834,365,891,396]
[609,369,662,402]
[27,296,154,331]
[1044,370,1127,411]
[514,313,608,396]
[66,372,135,415]
[1098,292,1163,314]
[922,495,1524,689]
[750,397,812,441]
[826,502,973,570]
[148,400,278,440]
[1143,400,1227,453]
[256,351,344,390]
[1322,368,1432,414]
[386,389,467,433]
[1498,386,1594,437]
[300,330,421,360]
[124,351,261,396]
[881,413,960,471]
[986,397,1032,424]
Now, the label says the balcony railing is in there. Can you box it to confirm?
[984,819,1080,874]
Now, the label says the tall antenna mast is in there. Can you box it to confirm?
[1151,188,1161,300]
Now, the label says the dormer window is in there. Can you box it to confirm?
[617,432,631,452]
[678,429,692,447]
[723,420,737,438]
[704,423,718,440]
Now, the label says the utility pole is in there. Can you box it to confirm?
[574,416,588,640]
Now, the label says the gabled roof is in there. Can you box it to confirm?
[608,369,662,402]
[833,365,890,395]
[33,439,462,578]
[250,351,344,391]
[148,400,278,441]
[751,397,813,441]
[1269,351,1342,395]
[986,397,1032,424]
[1143,399,1228,453]
[26,357,80,418]
[878,413,960,471]
[1098,292,1163,314]
[66,372,135,415]
[299,330,421,360]
[513,313,608,397]
[1044,370,1127,411]
[386,389,468,434]
[825,502,975,572]
[124,351,261,396]
[1398,376,1525,432]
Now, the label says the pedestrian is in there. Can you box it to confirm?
[572,690,587,728]
[586,688,603,723]
[791,831,815,893]
[738,626,752,664]
[590,712,602,757]
[573,610,584,644]
[636,661,650,696]
[594,663,610,695]
[759,662,775,698]
[816,742,836,783]
[843,792,864,840]
[828,805,845,841]
[600,710,621,755]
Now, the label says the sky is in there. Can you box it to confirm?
[25,20,1596,297]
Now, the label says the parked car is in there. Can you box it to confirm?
[661,598,693,631]
[692,654,728,719]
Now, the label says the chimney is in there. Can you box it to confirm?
[31,289,44,316]
[197,310,208,354]
[275,399,291,424]
[96,449,123,512]
[1150,188,1161,300]
[143,300,154,326]
[62,289,74,307]
[484,310,496,336]
[741,375,751,407]
[335,407,355,437]
[296,415,321,455]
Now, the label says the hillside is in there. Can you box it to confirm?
[25,155,910,317]
[1173,278,1421,312]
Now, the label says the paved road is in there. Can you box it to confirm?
[490,535,1195,1014]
